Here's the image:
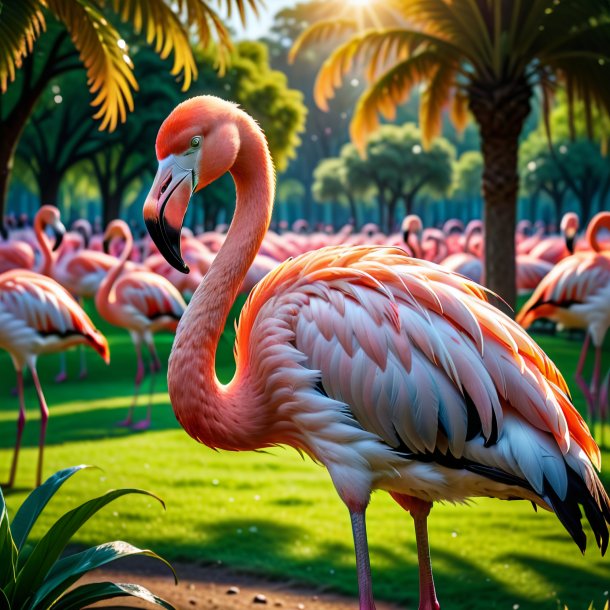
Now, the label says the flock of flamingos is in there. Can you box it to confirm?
[1,96,609,610]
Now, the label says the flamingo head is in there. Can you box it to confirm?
[102,219,131,254]
[144,96,242,273]
[401,214,422,244]
[35,205,66,251]
[560,212,579,253]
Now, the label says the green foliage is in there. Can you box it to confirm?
[0,465,175,609]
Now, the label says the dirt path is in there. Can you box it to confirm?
[84,560,402,610]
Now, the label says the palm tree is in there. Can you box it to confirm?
[0,0,263,227]
[291,0,610,310]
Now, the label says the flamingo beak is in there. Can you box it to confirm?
[565,227,577,253]
[51,219,66,251]
[143,155,195,274]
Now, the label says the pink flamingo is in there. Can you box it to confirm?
[33,205,66,276]
[517,211,610,427]
[0,270,109,487]
[0,237,36,273]
[528,212,580,264]
[144,97,610,610]
[95,220,186,430]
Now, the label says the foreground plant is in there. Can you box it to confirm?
[0,465,176,609]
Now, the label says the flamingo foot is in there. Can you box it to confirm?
[115,417,133,427]
[131,418,151,431]
[55,371,68,384]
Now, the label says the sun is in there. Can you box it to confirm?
[348,0,370,5]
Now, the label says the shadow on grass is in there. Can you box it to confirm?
[142,516,581,610]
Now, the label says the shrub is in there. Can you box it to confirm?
[0,465,176,609]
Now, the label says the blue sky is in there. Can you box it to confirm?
[227,0,294,39]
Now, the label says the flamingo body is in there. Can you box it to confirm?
[0,270,108,486]
[144,96,610,610]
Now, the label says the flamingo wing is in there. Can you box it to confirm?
[115,272,186,321]
[0,270,109,360]
[237,246,608,551]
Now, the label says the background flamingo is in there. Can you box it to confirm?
[0,270,109,487]
[95,220,186,430]
[517,211,610,430]
[143,97,610,610]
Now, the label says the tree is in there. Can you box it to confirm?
[453,151,483,222]
[15,70,105,207]
[312,157,360,227]
[293,0,610,309]
[0,0,265,226]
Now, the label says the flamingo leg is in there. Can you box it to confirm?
[589,344,602,420]
[117,337,144,427]
[55,352,68,384]
[6,369,26,488]
[79,344,88,379]
[29,363,48,487]
[574,333,595,422]
[349,509,376,610]
[411,503,440,610]
[132,338,159,431]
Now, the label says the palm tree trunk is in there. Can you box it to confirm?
[469,79,532,313]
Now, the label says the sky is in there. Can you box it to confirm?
[226,0,294,40]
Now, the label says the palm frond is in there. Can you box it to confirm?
[350,51,440,151]
[0,0,46,91]
[45,0,138,131]
[288,19,357,65]
[111,0,197,90]
[174,0,234,72]
[420,62,457,145]
[449,88,470,133]
[218,0,263,27]
[314,28,460,111]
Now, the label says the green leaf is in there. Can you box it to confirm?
[29,541,176,609]
[0,488,17,590]
[11,489,163,608]
[51,581,175,610]
[11,465,93,551]
[0,587,11,610]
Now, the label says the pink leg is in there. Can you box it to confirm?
[117,340,144,427]
[574,333,595,422]
[79,345,88,379]
[589,345,602,420]
[133,339,161,430]
[6,369,26,488]
[30,364,49,488]
[391,494,440,610]
[55,352,68,384]
[349,508,376,610]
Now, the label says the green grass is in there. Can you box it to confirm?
[0,298,608,610]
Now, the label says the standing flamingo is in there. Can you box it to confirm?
[95,220,186,429]
[144,97,610,610]
[517,211,610,427]
[0,270,109,487]
[33,205,66,276]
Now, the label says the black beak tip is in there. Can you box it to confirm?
[103,238,111,254]
[52,230,65,252]
[145,217,189,274]
[0,222,7,240]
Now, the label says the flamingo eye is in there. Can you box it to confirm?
[191,136,201,148]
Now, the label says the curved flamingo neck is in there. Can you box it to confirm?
[96,228,133,312]
[34,215,54,276]
[168,115,274,449]
[586,213,610,253]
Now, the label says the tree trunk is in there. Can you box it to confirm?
[103,193,122,228]
[346,193,358,229]
[469,78,532,313]
[39,171,62,207]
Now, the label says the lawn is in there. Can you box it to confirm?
[0,298,608,610]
